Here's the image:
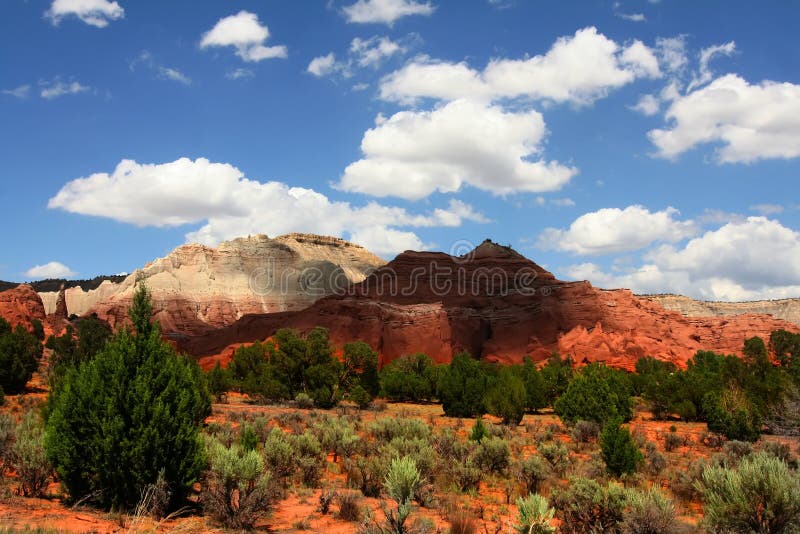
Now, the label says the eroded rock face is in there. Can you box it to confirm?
[642,294,800,326]
[0,284,46,330]
[40,279,122,317]
[83,234,385,336]
[178,240,800,369]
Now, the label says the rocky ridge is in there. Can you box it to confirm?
[0,284,46,330]
[176,240,799,369]
[77,234,385,336]
[642,294,800,326]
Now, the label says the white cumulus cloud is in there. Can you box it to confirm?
[538,205,697,255]
[308,35,409,79]
[307,53,338,77]
[45,0,124,27]
[648,74,800,162]
[47,157,487,257]
[24,262,76,280]
[200,11,287,63]
[380,27,660,105]
[342,0,435,25]
[560,217,800,301]
[337,99,577,200]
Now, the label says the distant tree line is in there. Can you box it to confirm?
[0,274,127,293]
[210,327,800,444]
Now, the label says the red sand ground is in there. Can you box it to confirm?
[1,394,798,533]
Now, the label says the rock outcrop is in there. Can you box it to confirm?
[39,279,122,317]
[82,234,385,336]
[177,240,799,369]
[0,284,46,330]
[642,294,800,326]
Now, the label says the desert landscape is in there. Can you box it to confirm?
[1,235,799,533]
[3,1,800,532]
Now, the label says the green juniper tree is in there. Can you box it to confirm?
[44,283,211,510]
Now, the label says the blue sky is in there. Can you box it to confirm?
[1,0,799,301]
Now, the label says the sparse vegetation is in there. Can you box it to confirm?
[513,493,555,534]
[697,451,800,533]
[202,437,276,530]
[0,320,797,532]
[12,411,50,497]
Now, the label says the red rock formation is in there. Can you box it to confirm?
[0,284,47,331]
[179,240,800,369]
[53,285,68,321]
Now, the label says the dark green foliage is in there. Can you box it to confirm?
[271,327,339,399]
[342,341,380,397]
[46,315,111,382]
[554,363,633,425]
[485,367,526,425]
[228,342,269,383]
[30,319,44,342]
[75,315,111,360]
[379,353,439,402]
[206,361,232,400]
[551,477,627,533]
[743,336,768,365]
[770,329,800,372]
[600,417,643,477]
[229,342,283,402]
[0,386,3,406]
[239,424,259,452]
[521,357,547,412]
[539,353,574,406]
[0,318,42,394]
[349,383,372,409]
[12,274,127,294]
[228,328,350,407]
[703,386,761,442]
[437,352,488,418]
[44,284,211,510]
[672,350,746,422]
[634,357,678,420]
[469,417,489,443]
[274,328,341,407]
[44,327,77,370]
